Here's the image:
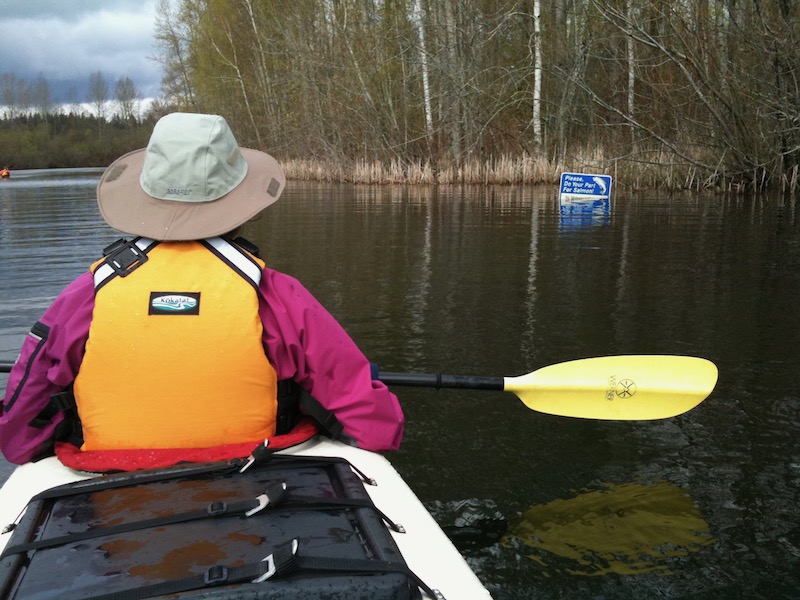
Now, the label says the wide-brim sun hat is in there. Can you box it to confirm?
[97,112,285,241]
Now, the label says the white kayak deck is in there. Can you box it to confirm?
[0,437,492,600]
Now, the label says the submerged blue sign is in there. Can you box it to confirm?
[559,172,613,202]
[558,172,613,226]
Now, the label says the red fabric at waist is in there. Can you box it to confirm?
[54,418,320,473]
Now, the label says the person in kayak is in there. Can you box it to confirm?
[0,112,404,470]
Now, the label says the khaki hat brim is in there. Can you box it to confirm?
[97,147,285,241]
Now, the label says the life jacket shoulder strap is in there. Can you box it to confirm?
[200,236,263,290]
[91,237,264,292]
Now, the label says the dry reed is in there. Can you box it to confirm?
[282,149,784,193]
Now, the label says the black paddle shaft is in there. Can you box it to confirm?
[0,362,508,394]
[377,372,504,392]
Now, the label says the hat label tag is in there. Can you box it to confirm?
[165,187,193,197]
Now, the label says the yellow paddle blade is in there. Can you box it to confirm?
[504,355,718,420]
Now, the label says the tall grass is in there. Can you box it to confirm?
[282,149,793,193]
[283,155,563,186]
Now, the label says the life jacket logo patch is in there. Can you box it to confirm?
[149,292,200,315]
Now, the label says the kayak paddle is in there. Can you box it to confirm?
[1,355,717,420]
[376,355,717,420]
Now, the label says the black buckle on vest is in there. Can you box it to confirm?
[103,239,148,277]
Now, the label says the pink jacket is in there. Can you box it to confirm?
[1,267,404,464]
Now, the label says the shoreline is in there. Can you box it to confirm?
[4,157,794,194]
[281,155,794,193]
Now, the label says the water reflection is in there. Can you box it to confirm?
[523,197,540,361]
[0,168,103,187]
[559,198,611,229]
[0,168,113,361]
[504,480,714,576]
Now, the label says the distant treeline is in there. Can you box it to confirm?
[0,68,165,170]
[0,113,156,170]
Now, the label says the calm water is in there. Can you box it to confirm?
[1,169,799,599]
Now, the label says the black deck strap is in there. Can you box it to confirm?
[83,540,443,600]
[238,445,377,487]
[244,481,288,517]
[239,438,275,472]
[251,538,300,582]
[298,555,445,600]
[27,456,375,507]
[28,460,242,503]
[0,482,288,560]
[83,539,299,600]
[276,494,406,533]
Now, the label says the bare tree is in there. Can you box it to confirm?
[413,0,433,137]
[555,0,591,163]
[531,0,543,150]
[116,76,140,121]
[625,0,635,150]
[154,0,198,108]
[31,74,54,127]
[63,85,83,116]
[1,73,26,119]
[88,71,109,121]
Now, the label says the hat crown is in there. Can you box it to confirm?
[139,113,247,203]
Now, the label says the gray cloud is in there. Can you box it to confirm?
[0,0,161,101]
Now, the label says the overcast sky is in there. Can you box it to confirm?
[0,0,161,103]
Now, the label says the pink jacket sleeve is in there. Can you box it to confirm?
[0,274,95,464]
[259,269,404,451]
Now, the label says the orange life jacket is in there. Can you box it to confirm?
[74,237,278,451]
